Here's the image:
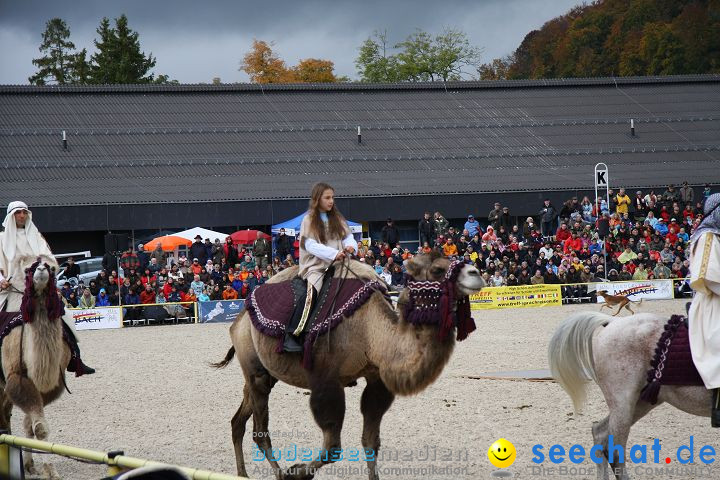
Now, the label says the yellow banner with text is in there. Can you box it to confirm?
[470,284,562,310]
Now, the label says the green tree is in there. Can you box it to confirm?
[356,28,482,82]
[29,18,79,85]
[89,15,159,84]
[355,31,400,82]
[70,48,91,84]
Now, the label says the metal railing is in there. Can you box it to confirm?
[0,432,248,479]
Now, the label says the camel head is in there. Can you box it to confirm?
[21,255,64,323]
[404,252,485,295]
[401,252,484,342]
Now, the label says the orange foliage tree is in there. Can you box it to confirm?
[240,40,339,83]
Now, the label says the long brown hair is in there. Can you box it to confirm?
[305,182,348,245]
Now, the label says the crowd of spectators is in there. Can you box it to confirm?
[58,182,713,316]
[403,182,712,300]
[59,231,300,321]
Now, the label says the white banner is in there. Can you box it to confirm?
[70,307,123,330]
[592,280,674,303]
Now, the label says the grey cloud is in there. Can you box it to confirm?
[0,0,583,84]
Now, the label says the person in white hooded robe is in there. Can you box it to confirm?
[688,193,720,426]
[0,201,95,375]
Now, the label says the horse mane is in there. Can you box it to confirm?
[21,257,65,323]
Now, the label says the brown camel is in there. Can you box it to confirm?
[213,253,485,480]
[0,255,71,479]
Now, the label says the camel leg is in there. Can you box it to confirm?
[5,373,47,440]
[246,369,281,479]
[0,391,13,434]
[22,414,39,475]
[360,378,395,480]
[284,377,346,480]
[231,382,254,478]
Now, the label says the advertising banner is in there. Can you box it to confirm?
[470,284,562,310]
[198,299,245,323]
[592,280,674,302]
[70,307,123,330]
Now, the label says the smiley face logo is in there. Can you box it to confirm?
[488,438,516,468]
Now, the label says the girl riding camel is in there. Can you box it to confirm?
[283,183,358,351]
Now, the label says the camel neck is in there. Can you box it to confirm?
[367,305,455,396]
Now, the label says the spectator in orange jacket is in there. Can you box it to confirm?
[222,284,239,300]
[442,238,459,257]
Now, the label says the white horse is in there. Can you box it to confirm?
[548,311,710,480]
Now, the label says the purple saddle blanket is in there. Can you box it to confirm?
[640,315,704,404]
[246,277,387,368]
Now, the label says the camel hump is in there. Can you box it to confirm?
[332,259,378,282]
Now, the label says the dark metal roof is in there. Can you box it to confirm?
[1,75,719,208]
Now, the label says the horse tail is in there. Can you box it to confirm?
[210,346,236,369]
[548,311,612,414]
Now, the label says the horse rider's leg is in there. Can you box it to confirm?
[360,378,395,480]
[246,368,281,479]
[5,373,47,440]
[591,416,610,480]
[231,382,254,478]
[284,375,346,480]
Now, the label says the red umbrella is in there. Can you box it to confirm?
[230,229,270,245]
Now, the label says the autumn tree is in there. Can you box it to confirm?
[240,40,339,83]
[477,57,512,80]
[485,0,720,79]
[291,59,337,82]
[29,18,82,85]
[240,39,291,83]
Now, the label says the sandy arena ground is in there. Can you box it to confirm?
[10,298,718,480]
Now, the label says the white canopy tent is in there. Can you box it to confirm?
[172,227,229,242]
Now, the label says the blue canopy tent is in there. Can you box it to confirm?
[271,212,362,238]
[271,213,363,258]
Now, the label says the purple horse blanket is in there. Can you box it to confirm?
[246,277,388,369]
[640,315,704,405]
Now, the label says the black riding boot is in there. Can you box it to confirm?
[61,321,96,375]
[712,389,720,428]
[282,283,315,353]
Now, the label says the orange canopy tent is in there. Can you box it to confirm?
[143,235,192,252]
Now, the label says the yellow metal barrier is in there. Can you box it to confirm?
[0,433,249,480]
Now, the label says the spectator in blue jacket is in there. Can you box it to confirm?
[654,218,669,236]
[464,215,480,238]
[96,288,111,306]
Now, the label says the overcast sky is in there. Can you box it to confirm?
[0,0,584,84]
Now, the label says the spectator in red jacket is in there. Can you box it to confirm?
[556,223,571,242]
[140,284,156,304]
